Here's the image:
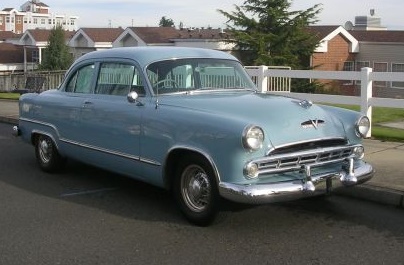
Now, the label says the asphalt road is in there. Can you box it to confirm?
[1,122,404,265]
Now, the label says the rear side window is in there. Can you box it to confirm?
[95,63,145,96]
[65,64,95,93]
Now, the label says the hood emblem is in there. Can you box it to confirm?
[297,99,313,109]
[301,119,325,129]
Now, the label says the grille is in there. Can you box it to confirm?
[253,142,358,175]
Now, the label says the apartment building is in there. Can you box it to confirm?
[0,0,78,34]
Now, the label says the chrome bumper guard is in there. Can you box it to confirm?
[12,125,20,137]
[219,159,374,204]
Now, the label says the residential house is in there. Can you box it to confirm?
[113,27,234,51]
[69,27,125,60]
[0,42,31,74]
[0,1,78,33]
[18,28,75,71]
[309,26,404,98]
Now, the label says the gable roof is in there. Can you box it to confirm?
[309,25,359,53]
[21,29,75,45]
[80,27,124,42]
[349,30,404,43]
[33,1,49,8]
[0,43,24,63]
[128,27,179,44]
[119,27,232,45]
[0,31,21,42]
[307,26,340,40]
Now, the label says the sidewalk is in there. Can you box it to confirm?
[0,99,403,208]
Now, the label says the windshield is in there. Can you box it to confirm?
[146,58,256,94]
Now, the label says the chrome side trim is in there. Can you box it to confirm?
[20,117,161,167]
[219,162,374,204]
[60,139,161,166]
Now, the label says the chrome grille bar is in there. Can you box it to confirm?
[253,145,360,175]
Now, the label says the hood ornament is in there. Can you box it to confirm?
[297,99,313,109]
[301,119,325,129]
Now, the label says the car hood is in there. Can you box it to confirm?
[158,91,347,148]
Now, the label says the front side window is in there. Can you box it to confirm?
[65,64,95,93]
[146,58,256,95]
[95,63,145,96]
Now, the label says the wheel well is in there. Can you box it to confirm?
[31,133,40,145]
[164,149,216,191]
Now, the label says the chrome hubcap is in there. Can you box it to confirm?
[181,165,211,212]
[38,137,52,163]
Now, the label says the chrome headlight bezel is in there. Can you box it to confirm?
[242,125,264,151]
[355,116,370,138]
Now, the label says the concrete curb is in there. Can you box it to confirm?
[335,184,404,208]
[0,116,18,125]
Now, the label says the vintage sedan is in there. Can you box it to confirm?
[14,47,374,226]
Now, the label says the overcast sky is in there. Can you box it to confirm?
[2,0,403,30]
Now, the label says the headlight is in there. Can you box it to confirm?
[355,116,370,138]
[242,125,264,151]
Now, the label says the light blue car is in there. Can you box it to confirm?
[14,47,374,226]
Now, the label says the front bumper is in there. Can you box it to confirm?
[219,161,374,204]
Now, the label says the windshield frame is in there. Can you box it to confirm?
[145,58,257,95]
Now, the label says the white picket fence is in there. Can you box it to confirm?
[245,66,404,137]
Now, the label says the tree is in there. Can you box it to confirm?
[40,25,73,71]
[218,0,322,69]
[159,16,175,27]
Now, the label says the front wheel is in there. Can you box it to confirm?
[35,134,65,173]
[173,155,220,226]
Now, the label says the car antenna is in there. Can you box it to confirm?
[155,86,159,109]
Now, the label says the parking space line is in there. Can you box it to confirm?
[60,187,117,197]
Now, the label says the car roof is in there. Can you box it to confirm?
[75,47,239,67]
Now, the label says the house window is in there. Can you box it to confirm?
[33,18,38,24]
[392,63,404,88]
[373,62,388,87]
[41,18,45,24]
[70,20,75,25]
[355,61,370,85]
[32,50,40,63]
[48,19,52,24]
[342,61,354,84]
[6,16,10,23]
[17,17,22,24]
[0,17,3,25]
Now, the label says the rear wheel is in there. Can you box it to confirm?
[35,134,64,173]
[174,155,219,226]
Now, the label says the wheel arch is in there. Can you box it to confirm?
[31,130,60,150]
[163,146,220,191]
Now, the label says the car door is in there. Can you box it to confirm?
[77,61,146,178]
[57,63,97,145]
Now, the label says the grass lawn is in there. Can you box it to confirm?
[0,92,20,100]
[0,93,403,142]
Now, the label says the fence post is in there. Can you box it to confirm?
[361,67,373,137]
[257,65,268,92]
